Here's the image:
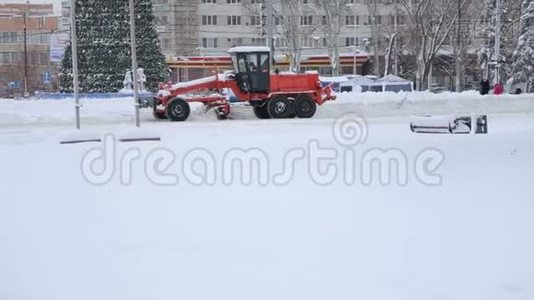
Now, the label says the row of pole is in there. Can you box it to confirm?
[70,0,140,130]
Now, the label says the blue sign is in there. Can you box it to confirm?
[9,81,21,89]
[43,70,52,85]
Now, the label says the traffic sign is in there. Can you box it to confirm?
[43,70,52,85]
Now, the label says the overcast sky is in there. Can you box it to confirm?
[7,0,62,13]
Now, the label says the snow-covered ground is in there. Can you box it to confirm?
[1,92,534,300]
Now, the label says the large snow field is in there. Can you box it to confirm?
[1,92,534,300]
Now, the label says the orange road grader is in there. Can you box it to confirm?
[152,46,336,121]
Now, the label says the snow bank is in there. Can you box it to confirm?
[1,91,533,128]
[334,90,528,104]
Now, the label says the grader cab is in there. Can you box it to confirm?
[229,46,271,93]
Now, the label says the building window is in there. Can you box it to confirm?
[0,32,9,43]
[345,15,356,25]
[226,0,240,3]
[250,37,266,45]
[202,38,218,48]
[156,15,168,25]
[230,37,244,46]
[227,15,241,25]
[40,33,49,44]
[202,15,217,25]
[274,38,287,48]
[202,0,216,3]
[250,16,260,26]
[38,53,46,65]
[368,15,382,25]
[300,16,312,26]
[161,38,171,49]
[345,37,360,46]
[1,52,10,64]
[301,37,315,48]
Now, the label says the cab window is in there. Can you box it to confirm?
[237,55,247,73]
[259,53,269,73]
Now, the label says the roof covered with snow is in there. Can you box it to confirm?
[378,74,411,83]
[340,75,376,86]
[319,76,350,83]
[228,46,271,53]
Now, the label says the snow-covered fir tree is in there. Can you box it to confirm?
[134,0,169,92]
[511,0,534,89]
[59,0,167,93]
[478,0,496,80]
[478,0,523,82]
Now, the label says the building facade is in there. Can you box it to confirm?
[0,3,58,95]
[155,0,398,80]
[55,0,492,88]
[154,0,489,86]
[154,0,400,56]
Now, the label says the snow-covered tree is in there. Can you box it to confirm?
[243,0,319,72]
[511,0,534,89]
[60,0,167,93]
[274,1,321,72]
[478,0,523,83]
[400,0,466,91]
[366,0,381,76]
[134,0,169,92]
[478,0,496,80]
[312,0,352,76]
[381,2,411,77]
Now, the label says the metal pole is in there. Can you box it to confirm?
[353,52,356,75]
[428,61,433,91]
[393,8,398,76]
[265,0,274,67]
[455,0,463,92]
[23,9,29,96]
[70,0,81,129]
[494,0,501,85]
[129,0,141,128]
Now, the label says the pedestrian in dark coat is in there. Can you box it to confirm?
[480,79,490,95]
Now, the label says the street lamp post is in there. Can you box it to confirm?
[129,0,141,128]
[70,0,81,129]
[350,46,357,75]
[20,2,30,97]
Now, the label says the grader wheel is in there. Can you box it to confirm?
[253,105,270,119]
[294,94,317,119]
[267,95,293,119]
[166,98,191,122]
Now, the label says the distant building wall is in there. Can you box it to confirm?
[0,3,58,93]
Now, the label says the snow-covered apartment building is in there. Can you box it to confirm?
[58,0,491,86]
[153,0,397,55]
[148,0,406,80]
[147,0,488,84]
